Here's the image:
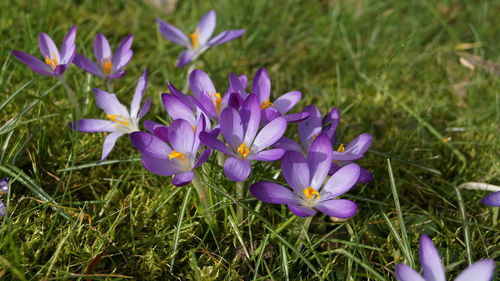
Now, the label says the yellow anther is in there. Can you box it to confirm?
[442,137,452,143]
[303,186,320,200]
[106,114,130,127]
[44,52,58,70]
[210,92,222,114]
[260,99,274,110]
[337,144,345,153]
[311,134,318,141]
[237,143,251,158]
[191,126,197,132]
[168,150,187,162]
[189,28,200,49]
[101,58,113,75]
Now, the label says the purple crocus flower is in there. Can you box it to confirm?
[130,118,211,186]
[157,10,245,67]
[199,94,287,182]
[250,134,359,218]
[0,178,10,218]
[480,191,500,207]
[71,71,151,161]
[12,26,76,77]
[73,33,133,79]
[395,234,496,281]
[229,68,310,123]
[161,91,211,131]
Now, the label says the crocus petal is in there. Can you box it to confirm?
[177,50,196,68]
[11,51,54,76]
[358,168,373,183]
[143,120,169,142]
[252,68,271,102]
[199,131,233,156]
[281,151,310,194]
[249,181,300,205]
[192,90,218,120]
[161,93,196,125]
[454,259,496,281]
[298,105,322,149]
[394,264,426,281]
[172,171,195,187]
[315,199,357,218]
[331,151,365,161]
[323,107,339,141]
[197,10,216,45]
[130,70,147,118]
[157,18,190,47]
[250,148,285,161]
[168,82,197,111]
[168,119,195,154]
[273,91,301,114]
[193,148,212,169]
[480,191,500,207]
[60,25,77,63]
[346,133,372,154]
[208,29,245,46]
[94,33,112,63]
[54,64,67,76]
[93,88,129,117]
[73,54,103,77]
[71,119,115,132]
[107,70,126,79]
[38,32,60,61]
[261,107,281,124]
[101,131,124,161]
[190,69,216,100]
[112,34,134,70]
[130,131,171,159]
[224,157,251,182]
[273,137,303,153]
[228,73,247,97]
[307,134,333,190]
[138,98,151,120]
[0,201,6,218]
[241,94,261,144]
[141,154,180,176]
[321,163,360,199]
[419,234,446,281]
[220,107,244,151]
[282,112,311,123]
[252,117,287,152]
[287,204,317,217]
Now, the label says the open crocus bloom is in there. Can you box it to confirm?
[250,134,360,218]
[161,91,211,131]
[480,191,500,207]
[130,118,211,186]
[71,71,151,161]
[74,33,133,79]
[199,94,286,182]
[157,10,245,67]
[395,234,496,281]
[0,178,10,218]
[12,26,76,76]
[229,68,310,124]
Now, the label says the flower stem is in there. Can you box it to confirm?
[182,64,196,93]
[105,78,114,93]
[58,75,80,117]
[192,172,217,231]
[236,181,245,223]
[297,216,313,250]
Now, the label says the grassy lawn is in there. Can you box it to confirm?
[0,0,498,280]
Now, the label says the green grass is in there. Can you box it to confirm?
[0,0,499,280]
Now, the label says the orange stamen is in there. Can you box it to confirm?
[107,114,130,127]
[237,143,251,158]
[303,186,320,200]
[189,28,200,49]
[168,151,187,162]
[101,58,113,75]
[260,99,274,110]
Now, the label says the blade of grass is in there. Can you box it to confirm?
[170,187,192,268]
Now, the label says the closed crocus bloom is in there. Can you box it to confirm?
[74,33,134,79]
[157,10,245,67]
[250,134,360,218]
[200,94,287,182]
[480,191,500,207]
[70,71,151,161]
[130,118,211,186]
[395,234,496,281]
[12,26,76,77]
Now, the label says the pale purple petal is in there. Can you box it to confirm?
[200,131,233,156]
[273,91,301,114]
[307,134,333,189]
[38,32,60,61]
[273,137,303,153]
[480,191,500,207]
[193,149,211,168]
[395,264,426,281]
[224,157,251,182]
[241,94,261,144]
[190,69,216,100]
[228,72,247,97]
[321,163,360,199]
[282,111,311,123]
[197,10,216,45]
[11,51,54,76]
[220,107,244,151]
[192,90,218,120]
[281,151,310,194]
[0,201,5,218]
[177,50,196,68]
[93,88,129,117]
[157,18,190,47]
[250,149,285,161]
[249,182,300,205]
[252,68,271,102]
[168,119,195,154]
[100,132,124,161]
[130,131,171,159]
[252,117,287,152]
[161,93,196,125]
[60,25,76,63]
[419,234,446,281]
[112,34,134,70]
[138,98,151,120]
[94,33,112,63]
[107,70,126,79]
[331,151,365,162]
[71,119,115,132]
[143,121,169,143]
[141,154,180,176]
[168,82,197,111]
[323,107,339,141]
[298,105,322,149]
[358,168,373,183]
[130,70,147,118]
[315,199,357,218]
[172,171,195,187]
[287,205,317,217]
[346,133,372,154]
[54,64,67,76]
[73,54,103,77]
[261,107,281,124]
[208,29,245,46]
[454,259,495,281]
